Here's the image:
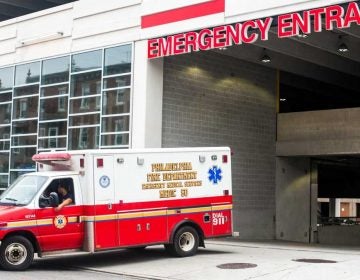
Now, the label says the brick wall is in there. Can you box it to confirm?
[162,51,277,239]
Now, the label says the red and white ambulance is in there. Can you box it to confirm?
[0,147,232,270]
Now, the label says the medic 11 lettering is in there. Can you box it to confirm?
[142,162,203,199]
[148,2,360,59]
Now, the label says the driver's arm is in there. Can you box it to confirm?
[55,197,73,212]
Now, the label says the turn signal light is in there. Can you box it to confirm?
[0,222,7,228]
[223,190,229,195]
[97,158,103,168]
[80,158,84,168]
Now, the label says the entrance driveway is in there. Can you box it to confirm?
[1,239,360,279]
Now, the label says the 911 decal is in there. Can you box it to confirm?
[213,212,226,226]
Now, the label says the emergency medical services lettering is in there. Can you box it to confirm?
[142,162,203,198]
[148,2,360,59]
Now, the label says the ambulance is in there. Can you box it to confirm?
[0,147,232,270]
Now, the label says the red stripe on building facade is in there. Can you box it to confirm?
[141,0,225,28]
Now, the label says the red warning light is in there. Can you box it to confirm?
[97,158,103,168]
[80,158,84,168]
[222,155,228,163]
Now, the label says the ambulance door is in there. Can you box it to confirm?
[93,155,119,249]
[36,177,84,252]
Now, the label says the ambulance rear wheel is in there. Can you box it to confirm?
[0,236,34,271]
[167,226,199,257]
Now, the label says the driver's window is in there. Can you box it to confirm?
[40,178,75,207]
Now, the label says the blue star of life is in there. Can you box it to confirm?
[208,166,222,184]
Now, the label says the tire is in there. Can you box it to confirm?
[166,226,199,257]
[0,236,34,271]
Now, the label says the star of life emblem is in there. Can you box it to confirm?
[54,215,67,229]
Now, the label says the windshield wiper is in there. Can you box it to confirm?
[0,198,25,206]
[5,197,18,202]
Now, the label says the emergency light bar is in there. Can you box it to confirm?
[32,153,71,165]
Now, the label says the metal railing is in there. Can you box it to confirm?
[318,216,360,226]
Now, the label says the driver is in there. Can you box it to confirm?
[55,184,74,212]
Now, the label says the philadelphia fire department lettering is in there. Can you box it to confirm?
[142,161,203,198]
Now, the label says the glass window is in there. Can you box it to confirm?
[69,114,100,126]
[40,96,68,120]
[0,175,8,189]
[0,152,9,172]
[12,120,38,134]
[104,45,132,76]
[102,88,130,115]
[71,71,101,97]
[70,96,101,114]
[0,92,12,102]
[101,134,129,146]
[0,67,14,91]
[10,147,37,169]
[68,127,99,150]
[41,84,68,97]
[101,115,129,133]
[0,175,47,206]
[0,141,10,151]
[13,96,38,119]
[15,62,40,85]
[38,137,66,150]
[0,104,11,124]
[39,121,67,137]
[12,135,37,146]
[10,171,34,185]
[103,75,131,89]
[71,50,102,73]
[42,56,70,85]
[0,126,10,138]
[14,85,39,97]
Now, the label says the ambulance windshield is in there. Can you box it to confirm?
[0,175,48,206]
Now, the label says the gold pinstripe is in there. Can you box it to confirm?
[2,204,232,228]
[4,216,80,229]
[212,204,232,211]
[94,214,118,221]
[6,220,38,228]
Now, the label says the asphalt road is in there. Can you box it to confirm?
[1,240,360,280]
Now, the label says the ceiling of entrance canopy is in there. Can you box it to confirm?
[0,0,77,21]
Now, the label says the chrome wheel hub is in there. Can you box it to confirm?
[5,243,27,265]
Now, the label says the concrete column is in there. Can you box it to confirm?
[132,40,164,148]
[329,198,336,217]
[276,157,311,243]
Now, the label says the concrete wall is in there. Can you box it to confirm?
[162,51,277,239]
[276,157,311,242]
[318,226,360,246]
[277,108,360,156]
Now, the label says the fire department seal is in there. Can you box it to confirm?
[54,215,67,229]
[99,175,110,188]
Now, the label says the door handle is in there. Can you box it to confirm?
[146,223,150,231]
[108,203,112,210]
[137,224,141,231]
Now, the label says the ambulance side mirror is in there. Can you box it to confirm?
[39,192,59,208]
[49,192,59,207]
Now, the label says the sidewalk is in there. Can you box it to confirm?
[41,239,360,280]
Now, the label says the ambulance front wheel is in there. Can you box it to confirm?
[0,236,34,271]
[166,226,199,257]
